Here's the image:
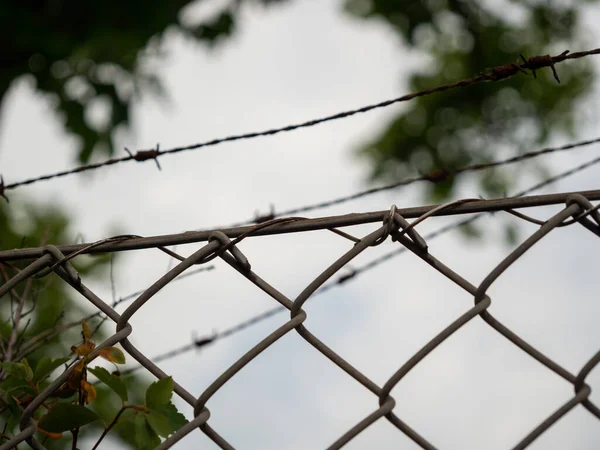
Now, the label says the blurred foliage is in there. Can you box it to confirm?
[0,0,286,163]
[343,0,597,201]
[0,200,146,448]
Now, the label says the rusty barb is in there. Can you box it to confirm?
[523,51,567,83]
[480,50,570,83]
[124,143,162,170]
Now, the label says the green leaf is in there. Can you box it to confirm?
[34,357,70,383]
[134,414,161,450]
[88,366,128,402]
[1,393,22,433]
[154,402,187,434]
[146,410,171,438]
[38,403,100,432]
[1,362,27,378]
[145,377,173,409]
[0,361,36,393]
[0,375,30,393]
[20,359,34,381]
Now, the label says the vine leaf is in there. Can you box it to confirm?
[34,357,70,384]
[154,401,187,433]
[88,366,128,402]
[134,414,161,450]
[38,403,100,432]
[145,377,173,409]
[146,410,171,438]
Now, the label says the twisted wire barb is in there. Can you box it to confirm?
[2,48,598,196]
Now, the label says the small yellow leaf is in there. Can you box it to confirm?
[67,360,85,389]
[99,347,126,364]
[72,341,96,356]
[82,320,92,340]
[81,380,97,404]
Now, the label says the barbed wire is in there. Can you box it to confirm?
[211,136,600,229]
[119,152,600,375]
[2,135,597,263]
[32,136,595,346]
[1,48,598,198]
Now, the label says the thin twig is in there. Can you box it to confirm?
[92,405,144,450]
[3,228,50,361]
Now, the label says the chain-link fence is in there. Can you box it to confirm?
[1,189,600,450]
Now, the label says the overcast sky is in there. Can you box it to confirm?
[2,1,600,449]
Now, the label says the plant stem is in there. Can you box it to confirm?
[2,228,48,363]
[71,370,85,450]
[92,405,135,450]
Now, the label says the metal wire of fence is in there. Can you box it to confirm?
[8,140,589,386]
[1,185,600,449]
[118,151,600,374]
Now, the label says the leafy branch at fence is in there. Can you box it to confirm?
[0,320,186,450]
[2,47,599,199]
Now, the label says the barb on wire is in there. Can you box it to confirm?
[4,135,600,262]
[120,153,600,376]
[124,145,162,170]
[204,136,600,230]
[3,48,599,198]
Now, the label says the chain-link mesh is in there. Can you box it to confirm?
[1,191,600,449]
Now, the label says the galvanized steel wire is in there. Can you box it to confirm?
[2,48,599,197]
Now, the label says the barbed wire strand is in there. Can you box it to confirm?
[70,137,596,326]
[1,135,597,265]
[211,136,600,229]
[120,153,600,375]
[2,48,599,195]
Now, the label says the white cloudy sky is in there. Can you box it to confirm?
[1,1,600,449]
